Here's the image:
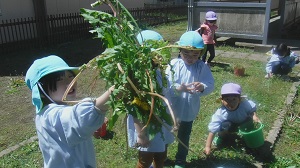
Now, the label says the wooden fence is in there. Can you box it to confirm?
[0,5,187,54]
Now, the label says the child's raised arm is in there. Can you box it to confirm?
[94,85,115,112]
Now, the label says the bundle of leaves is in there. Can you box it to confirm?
[80,0,175,139]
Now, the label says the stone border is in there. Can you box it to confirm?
[254,80,300,168]
[265,82,300,147]
[0,136,38,157]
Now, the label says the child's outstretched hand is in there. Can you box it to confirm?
[136,133,150,148]
[204,146,211,155]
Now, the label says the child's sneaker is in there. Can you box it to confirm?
[212,136,222,146]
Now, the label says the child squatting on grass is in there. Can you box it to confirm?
[265,43,299,79]
[165,31,215,168]
[25,55,114,168]
[204,83,261,156]
[127,30,174,168]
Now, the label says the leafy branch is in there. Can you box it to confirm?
[78,0,175,139]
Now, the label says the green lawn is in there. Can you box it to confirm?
[0,21,300,167]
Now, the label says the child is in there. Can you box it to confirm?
[204,83,261,156]
[127,30,174,168]
[165,31,215,168]
[196,11,218,67]
[25,55,114,168]
[265,43,299,78]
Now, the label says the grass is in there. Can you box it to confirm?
[1,21,300,167]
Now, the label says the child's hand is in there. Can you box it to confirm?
[177,82,204,94]
[252,112,261,123]
[176,83,190,93]
[192,82,204,92]
[296,57,300,64]
[265,73,273,79]
[253,116,261,123]
[136,133,150,148]
[204,146,211,155]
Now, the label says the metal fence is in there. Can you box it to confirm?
[0,5,187,54]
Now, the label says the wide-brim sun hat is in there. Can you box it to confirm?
[136,30,163,45]
[206,11,217,21]
[177,31,205,50]
[25,55,79,113]
[221,83,242,95]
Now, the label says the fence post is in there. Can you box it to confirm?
[187,0,194,31]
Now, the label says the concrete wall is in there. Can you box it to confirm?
[282,0,300,28]
[208,0,279,10]
[192,0,271,44]
[196,9,265,36]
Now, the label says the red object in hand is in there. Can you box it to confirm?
[93,118,108,138]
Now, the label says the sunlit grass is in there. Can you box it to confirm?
[1,20,299,167]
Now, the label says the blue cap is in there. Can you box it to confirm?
[177,31,205,49]
[206,11,217,21]
[221,83,242,95]
[25,55,79,113]
[136,30,163,45]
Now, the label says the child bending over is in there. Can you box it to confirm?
[204,83,261,155]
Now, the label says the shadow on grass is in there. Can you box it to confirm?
[210,61,231,73]
[185,136,275,168]
[0,38,105,76]
[211,61,251,77]
[164,156,259,168]
[188,157,257,168]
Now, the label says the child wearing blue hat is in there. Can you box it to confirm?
[25,55,114,168]
[204,83,261,156]
[165,31,215,168]
[196,11,218,67]
[127,30,174,168]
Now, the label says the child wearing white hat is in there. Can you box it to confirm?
[25,55,114,167]
[204,83,261,156]
[165,31,215,168]
[196,11,218,67]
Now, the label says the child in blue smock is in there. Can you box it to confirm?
[25,55,114,168]
[165,31,215,168]
[265,43,299,78]
[127,30,174,168]
[204,83,261,156]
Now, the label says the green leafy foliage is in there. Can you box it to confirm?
[80,0,173,139]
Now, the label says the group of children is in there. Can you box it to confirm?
[26,10,298,168]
